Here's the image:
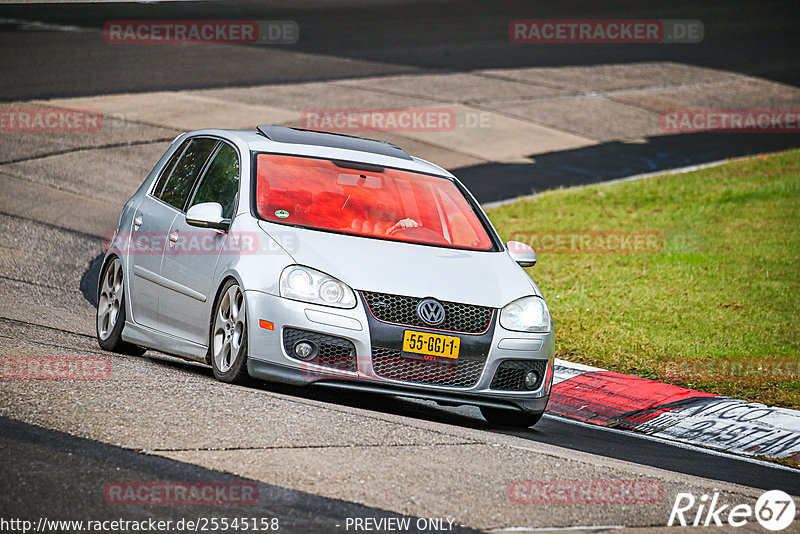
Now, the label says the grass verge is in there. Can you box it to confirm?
[488,150,800,409]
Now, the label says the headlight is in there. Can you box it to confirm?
[279,265,356,309]
[500,296,551,333]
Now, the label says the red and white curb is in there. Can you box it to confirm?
[550,359,800,463]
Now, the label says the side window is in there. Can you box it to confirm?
[189,143,240,219]
[152,139,190,199]
[155,138,219,210]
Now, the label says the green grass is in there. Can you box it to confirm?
[487,150,800,409]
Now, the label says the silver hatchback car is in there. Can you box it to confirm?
[97,126,554,427]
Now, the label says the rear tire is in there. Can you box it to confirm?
[209,279,251,385]
[96,257,146,356]
[480,407,543,428]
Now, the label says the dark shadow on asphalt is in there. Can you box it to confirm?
[457,132,800,203]
[80,252,104,307]
[0,416,482,534]
[143,352,214,375]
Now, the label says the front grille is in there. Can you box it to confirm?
[362,291,493,334]
[371,348,485,388]
[490,359,548,391]
[283,328,357,372]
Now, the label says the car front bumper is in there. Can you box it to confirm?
[244,290,555,413]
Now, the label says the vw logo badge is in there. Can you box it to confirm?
[416,298,445,326]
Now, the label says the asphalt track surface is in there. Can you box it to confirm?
[2,393,799,529]
[1,1,799,531]
[0,0,799,101]
[218,386,800,496]
[1,0,799,198]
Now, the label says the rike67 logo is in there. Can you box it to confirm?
[669,490,796,531]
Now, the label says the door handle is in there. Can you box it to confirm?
[168,231,179,245]
[133,215,143,229]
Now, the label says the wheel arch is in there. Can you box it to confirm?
[206,272,246,365]
[97,253,120,303]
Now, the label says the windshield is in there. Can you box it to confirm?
[254,154,495,251]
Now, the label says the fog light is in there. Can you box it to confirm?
[294,341,316,360]
[524,370,540,390]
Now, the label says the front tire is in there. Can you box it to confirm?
[96,256,146,356]
[480,407,543,428]
[209,279,250,384]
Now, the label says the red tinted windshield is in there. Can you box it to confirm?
[255,154,494,251]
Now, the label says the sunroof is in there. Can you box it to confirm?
[256,125,412,160]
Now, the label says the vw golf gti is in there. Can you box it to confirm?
[97,126,555,427]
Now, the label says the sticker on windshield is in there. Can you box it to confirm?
[274,209,290,219]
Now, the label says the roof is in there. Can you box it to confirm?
[175,127,453,178]
[256,125,412,161]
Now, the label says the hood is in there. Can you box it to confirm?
[259,221,538,308]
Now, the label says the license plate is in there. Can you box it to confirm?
[402,330,460,359]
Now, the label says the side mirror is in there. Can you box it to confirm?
[507,240,536,267]
[185,202,230,231]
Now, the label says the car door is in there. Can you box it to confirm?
[129,136,219,332]
[159,140,240,345]
[126,141,187,329]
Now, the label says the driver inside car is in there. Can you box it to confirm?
[338,193,423,237]
[386,217,421,235]
[358,197,422,236]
